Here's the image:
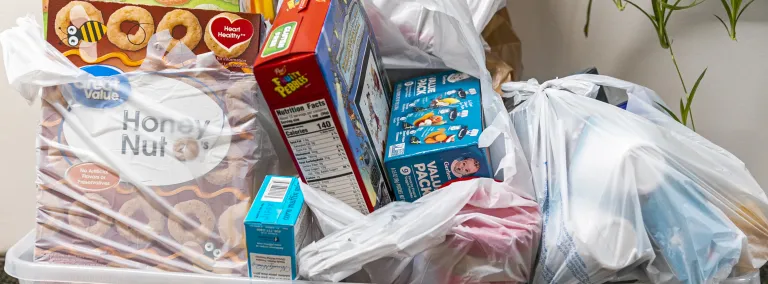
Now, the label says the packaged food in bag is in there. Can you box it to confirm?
[0,17,283,276]
[510,74,768,283]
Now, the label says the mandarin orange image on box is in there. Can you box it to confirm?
[253,0,394,214]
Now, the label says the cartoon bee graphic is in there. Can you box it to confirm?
[65,20,107,47]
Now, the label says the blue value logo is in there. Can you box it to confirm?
[65,65,130,109]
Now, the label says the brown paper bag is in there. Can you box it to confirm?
[482,7,522,94]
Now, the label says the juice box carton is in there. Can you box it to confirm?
[253,0,394,214]
[385,72,492,202]
[245,176,315,280]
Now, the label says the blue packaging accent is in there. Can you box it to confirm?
[64,65,130,109]
[393,102,474,130]
[385,71,491,202]
[641,177,743,283]
[391,70,481,114]
[244,176,312,280]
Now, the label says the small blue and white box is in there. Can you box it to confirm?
[244,176,313,280]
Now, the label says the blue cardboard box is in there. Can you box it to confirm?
[392,70,480,114]
[385,72,491,202]
[244,176,314,280]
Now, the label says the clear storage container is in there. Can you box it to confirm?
[4,231,350,284]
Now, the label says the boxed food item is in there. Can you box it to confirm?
[253,0,394,214]
[30,0,274,276]
[244,176,316,280]
[392,104,473,130]
[42,0,269,37]
[391,70,480,113]
[384,72,491,202]
[46,0,266,73]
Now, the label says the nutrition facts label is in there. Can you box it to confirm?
[275,99,368,213]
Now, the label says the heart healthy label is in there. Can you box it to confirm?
[210,16,255,51]
[261,22,297,58]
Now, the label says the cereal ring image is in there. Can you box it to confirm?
[217,201,250,250]
[184,241,204,255]
[225,95,256,127]
[43,86,68,107]
[55,1,104,47]
[37,190,64,239]
[117,196,166,244]
[173,137,200,161]
[67,193,114,237]
[155,0,191,5]
[226,79,255,100]
[107,6,155,51]
[168,200,215,244]
[204,147,246,186]
[43,0,49,13]
[41,101,63,128]
[204,13,252,58]
[157,9,202,51]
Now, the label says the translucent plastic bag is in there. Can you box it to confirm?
[0,18,284,276]
[510,74,768,284]
[362,0,535,199]
[298,178,541,284]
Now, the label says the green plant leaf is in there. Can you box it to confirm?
[684,68,708,116]
[680,99,688,125]
[661,0,706,10]
[736,0,756,22]
[657,102,682,122]
[625,1,659,27]
[613,0,627,10]
[584,0,594,37]
[714,14,732,37]
[690,109,697,131]
[720,0,734,17]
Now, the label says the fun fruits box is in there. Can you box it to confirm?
[46,0,265,73]
[385,71,491,202]
[253,0,394,214]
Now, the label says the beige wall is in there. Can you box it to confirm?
[0,2,42,253]
[1,0,767,252]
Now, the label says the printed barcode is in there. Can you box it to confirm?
[389,143,405,157]
[262,177,293,203]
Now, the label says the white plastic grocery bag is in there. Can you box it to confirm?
[361,0,535,199]
[298,178,541,283]
[509,75,768,283]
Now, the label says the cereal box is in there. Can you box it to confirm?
[385,72,492,202]
[46,0,266,73]
[244,176,316,280]
[253,0,394,214]
[42,0,260,37]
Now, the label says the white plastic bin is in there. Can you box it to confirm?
[4,231,349,284]
[722,271,761,284]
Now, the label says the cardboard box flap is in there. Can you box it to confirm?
[254,0,330,66]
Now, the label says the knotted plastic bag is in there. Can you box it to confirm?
[510,74,768,284]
